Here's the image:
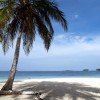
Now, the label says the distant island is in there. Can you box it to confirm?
[83,69,89,71]
[96,69,100,71]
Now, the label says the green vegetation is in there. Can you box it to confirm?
[0,0,67,91]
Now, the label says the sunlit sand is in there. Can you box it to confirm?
[0,78,100,100]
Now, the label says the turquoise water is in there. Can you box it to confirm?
[0,71,100,82]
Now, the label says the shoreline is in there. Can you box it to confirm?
[0,78,100,87]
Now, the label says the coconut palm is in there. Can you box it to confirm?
[0,0,67,91]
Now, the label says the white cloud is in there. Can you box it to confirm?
[54,33,93,44]
[0,33,100,70]
[17,33,100,59]
[49,34,100,56]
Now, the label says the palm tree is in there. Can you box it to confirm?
[0,0,67,91]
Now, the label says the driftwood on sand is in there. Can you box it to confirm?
[0,90,21,95]
[0,90,42,100]
[0,90,41,95]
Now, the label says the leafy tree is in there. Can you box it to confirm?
[0,0,67,91]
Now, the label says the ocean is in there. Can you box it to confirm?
[0,71,100,82]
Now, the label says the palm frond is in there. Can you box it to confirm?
[33,11,53,50]
[2,33,10,54]
[0,0,15,29]
[32,0,68,31]
[1,0,67,54]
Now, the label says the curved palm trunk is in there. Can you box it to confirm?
[1,34,21,91]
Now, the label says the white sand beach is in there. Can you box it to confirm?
[0,78,100,100]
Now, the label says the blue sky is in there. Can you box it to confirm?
[0,0,100,71]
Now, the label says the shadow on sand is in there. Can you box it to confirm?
[1,82,100,100]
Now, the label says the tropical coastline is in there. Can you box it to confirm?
[0,0,100,99]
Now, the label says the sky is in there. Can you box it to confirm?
[0,0,100,71]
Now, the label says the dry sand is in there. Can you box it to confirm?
[0,78,100,100]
